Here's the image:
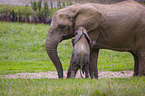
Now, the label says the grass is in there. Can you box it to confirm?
[0,22,144,96]
[0,77,145,96]
[98,50,133,71]
[0,21,134,75]
[0,21,72,75]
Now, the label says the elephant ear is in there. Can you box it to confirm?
[74,4,102,31]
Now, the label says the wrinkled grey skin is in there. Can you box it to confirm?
[70,27,91,78]
[45,1,145,78]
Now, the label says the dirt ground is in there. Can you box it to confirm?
[0,70,133,79]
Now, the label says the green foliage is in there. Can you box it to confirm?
[43,0,49,17]
[0,1,56,23]
[38,0,42,11]
[49,7,59,18]
[0,0,74,23]
[0,77,145,95]
[63,2,66,8]
[0,5,32,17]
[51,0,53,8]
[57,1,62,9]
[31,0,37,11]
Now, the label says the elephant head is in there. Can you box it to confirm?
[45,4,102,78]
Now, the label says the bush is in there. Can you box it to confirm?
[0,0,60,24]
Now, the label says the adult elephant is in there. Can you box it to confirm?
[45,1,145,78]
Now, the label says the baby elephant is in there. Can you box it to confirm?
[70,27,92,78]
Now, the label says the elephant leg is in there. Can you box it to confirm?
[67,54,73,78]
[67,66,71,78]
[70,63,78,78]
[131,52,139,76]
[137,50,145,76]
[70,69,78,78]
[132,38,145,76]
[89,49,99,79]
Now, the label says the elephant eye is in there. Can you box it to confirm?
[58,24,67,30]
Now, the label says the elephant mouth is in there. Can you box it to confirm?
[63,26,75,40]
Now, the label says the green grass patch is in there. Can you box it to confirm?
[0,22,134,75]
[0,77,145,96]
[98,50,134,71]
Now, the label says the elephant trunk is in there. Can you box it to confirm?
[45,32,63,78]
